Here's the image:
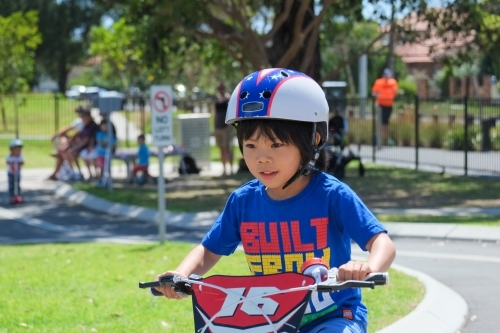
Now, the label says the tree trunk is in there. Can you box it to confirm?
[266,0,321,81]
[57,51,68,93]
[0,96,7,131]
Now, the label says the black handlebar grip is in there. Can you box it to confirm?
[138,275,193,296]
[364,272,388,286]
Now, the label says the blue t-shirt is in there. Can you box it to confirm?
[137,144,150,166]
[95,130,117,157]
[202,172,387,328]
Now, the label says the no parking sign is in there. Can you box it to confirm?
[150,85,173,146]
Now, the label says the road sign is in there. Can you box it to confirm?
[151,85,173,146]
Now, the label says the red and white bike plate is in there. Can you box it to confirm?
[191,273,315,333]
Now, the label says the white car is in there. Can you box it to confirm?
[65,85,86,99]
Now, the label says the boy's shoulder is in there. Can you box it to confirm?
[231,178,261,197]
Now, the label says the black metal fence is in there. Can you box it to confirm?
[0,93,499,176]
[338,96,500,176]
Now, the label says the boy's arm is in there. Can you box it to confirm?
[337,232,396,281]
[175,244,222,277]
[365,232,396,272]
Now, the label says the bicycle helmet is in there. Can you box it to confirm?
[225,68,328,125]
[9,139,23,149]
[226,68,329,188]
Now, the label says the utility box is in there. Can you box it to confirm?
[322,81,347,115]
[173,113,211,169]
[98,95,124,113]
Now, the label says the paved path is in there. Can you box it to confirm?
[355,144,500,176]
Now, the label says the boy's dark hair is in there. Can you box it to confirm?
[100,119,108,126]
[138,134,145,141]
[235,119,327,171]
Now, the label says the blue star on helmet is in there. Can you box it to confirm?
[236,68,305,119]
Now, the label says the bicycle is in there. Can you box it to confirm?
[139,260,388,333]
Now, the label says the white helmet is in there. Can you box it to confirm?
[225,68,329,126]
[9,138,23,149]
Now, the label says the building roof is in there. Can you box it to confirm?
[383,9,475,65]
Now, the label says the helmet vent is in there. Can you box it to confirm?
[242,102,264,112]
[280,71,289,77]
[240,91,249,99]
[262,90,272,98]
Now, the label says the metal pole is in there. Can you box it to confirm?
[359,54,368,118]
[14,86,19,139]
[414,95,419,170]
[55,93,59,133]
[372,98,376,162]
[157,146,166,243]
[376,103,382,150]
[106,113,114,192]
[464,95,468,176]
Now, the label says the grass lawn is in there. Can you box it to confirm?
[72,163,500,225]
[0,242,423,333]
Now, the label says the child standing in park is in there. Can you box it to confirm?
[94,119,117,183]
[129,134,150,184]
[6,139,25,204]
[154,68,396,333]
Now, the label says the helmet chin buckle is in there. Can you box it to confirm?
[282,136,325,189]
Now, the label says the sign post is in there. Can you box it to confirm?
[150,85,173,243]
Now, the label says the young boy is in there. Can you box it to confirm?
[154,69,396,333]
[129,134,150,184]
[6,139,24,204]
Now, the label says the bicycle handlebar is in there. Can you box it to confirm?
[139,272,388,297]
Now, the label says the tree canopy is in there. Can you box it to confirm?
[0,11,41,94]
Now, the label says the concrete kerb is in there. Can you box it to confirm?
[375,263,468,333]
[54,183,218,232]
[383,222,500,243]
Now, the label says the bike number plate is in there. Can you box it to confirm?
[191,272,314,333]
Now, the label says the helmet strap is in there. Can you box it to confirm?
[282,123,325,189]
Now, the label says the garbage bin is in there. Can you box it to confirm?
[481,117,497,151]
[322,81,347,115]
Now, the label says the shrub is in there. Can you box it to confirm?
[420,122,447,148]
[390,119,414,146]
[397,80,417,96]
[444,126,478,151]
[348,118,372,145]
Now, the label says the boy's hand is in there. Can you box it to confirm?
[337,261,372,281]
[155,271,189,300]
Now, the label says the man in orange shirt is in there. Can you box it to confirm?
[372,68,398,145]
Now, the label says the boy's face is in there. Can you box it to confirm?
[138,138,144,145]
[101,124,108,131]
[242,129,304,199]
[11,146,21,156]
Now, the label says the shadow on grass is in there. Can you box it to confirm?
[73,163,500,213]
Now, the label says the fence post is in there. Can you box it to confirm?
[414,95,419,171]
[464,96,468,176]
[371,97,376,162]
[54,93,60,133]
